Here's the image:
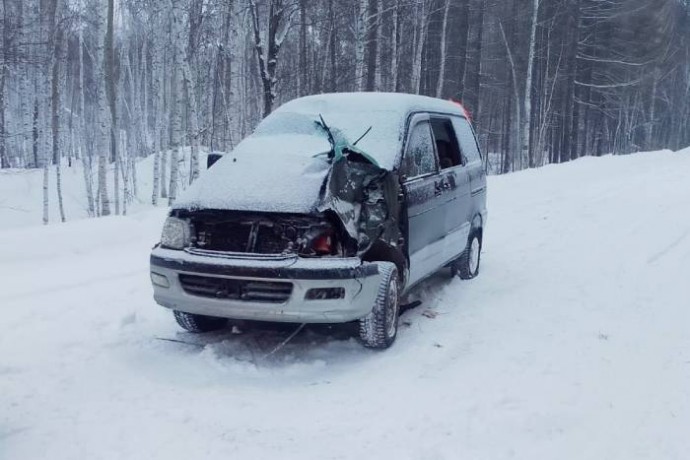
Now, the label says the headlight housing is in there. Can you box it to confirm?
[161,216,192,250]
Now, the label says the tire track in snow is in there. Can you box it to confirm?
[647,227,690,265]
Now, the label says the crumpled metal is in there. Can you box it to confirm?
[315,121,402,256]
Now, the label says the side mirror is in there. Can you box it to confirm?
[207,152,223,169]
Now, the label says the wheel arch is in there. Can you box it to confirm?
[470,213,484,239]
[362,240,409,290]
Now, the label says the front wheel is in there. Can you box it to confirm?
[173,310,228,333]
[358,263,400,350]
[457,231,482,280]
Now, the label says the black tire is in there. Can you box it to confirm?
[358,263,400,349]
[457,231,482,280]
[173,310,228,333]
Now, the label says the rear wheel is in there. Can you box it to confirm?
[358,263,400,350]
[173,310,228,333]
[457,231,482,280]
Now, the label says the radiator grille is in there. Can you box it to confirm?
[178,274,293,303]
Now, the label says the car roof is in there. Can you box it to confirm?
[276,92,467,120]
[270,92,467,170]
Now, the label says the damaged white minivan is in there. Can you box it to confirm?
[150,93,487,349]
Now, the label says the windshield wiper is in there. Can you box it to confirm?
[353,126,372,146]
[315,114,335,158]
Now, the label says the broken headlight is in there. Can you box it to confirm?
[161,217,192,250]
[310,232,334,255]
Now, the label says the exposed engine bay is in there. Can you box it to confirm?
[174,210,348,257]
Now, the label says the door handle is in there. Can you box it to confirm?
[434,182,444,196]
[435,180,451,196]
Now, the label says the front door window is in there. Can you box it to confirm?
[403,121,437,179]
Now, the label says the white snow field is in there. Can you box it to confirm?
[2,148,690,459]
[0,148,206,230]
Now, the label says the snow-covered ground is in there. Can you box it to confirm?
[2,148,690,459]
[0,148,205,230]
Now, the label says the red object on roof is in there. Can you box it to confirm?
[448,98,472,123]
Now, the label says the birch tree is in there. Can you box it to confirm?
[78,22,95,217]
[0,0,10,169]
[410,0,429,95]
[168,0,185,205]
[523,0,540,167]
[435,0,451,98]
[50,0,65,222]
[95,0,111,216]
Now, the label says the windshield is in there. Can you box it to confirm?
[254,110,404,170]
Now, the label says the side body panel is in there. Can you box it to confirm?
[452,116,488,228]
[401,114,448,286]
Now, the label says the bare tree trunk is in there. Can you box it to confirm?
[105,0,119,215]
[168,0,184,205]
[151,18,164,205]
[523,0,540,167]
[168,73,181,206]
[0,0,9,168]
[120,130,128,215]
[184,0,201,183]
[435,0,451,98]
[374,0,383,90]
[41,0,54,224]
[249,0,293,117]
[499,21,521,169]
[130,136,137,196]
[51,0,65,222]
[411,1,429,95]
[298,0,307,95]
[390,0,400,92]
[328,0,338,92]
[160,70,168,200]
[96,0,111,216]
[364,0,379,91]
[645,66,661,150]
[462,0,485,117]
[141,37,150,154]
[355,0,367,91]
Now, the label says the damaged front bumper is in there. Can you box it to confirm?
[150,247,384,323]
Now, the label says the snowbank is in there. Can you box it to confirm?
[0,148,207,231]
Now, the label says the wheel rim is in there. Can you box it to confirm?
[469,237,480,274]
[385,278,400,338]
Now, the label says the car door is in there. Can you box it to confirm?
[429,116,472,266]
[452,116,487,225]
[401,114,448,287]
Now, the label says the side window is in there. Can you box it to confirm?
[430,117,463,169]
[452,117,482,164]
[403,121,437,179]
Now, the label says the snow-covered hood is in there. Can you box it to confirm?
[173,134,332,214]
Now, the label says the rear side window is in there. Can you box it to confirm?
[452,117,482,164]
[403,121,437,179]
[430,117,462,169]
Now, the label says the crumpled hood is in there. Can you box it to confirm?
[173,134,332,213]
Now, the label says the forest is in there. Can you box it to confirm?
[0,0,689,219]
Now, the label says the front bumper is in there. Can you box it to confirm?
[149,247,384,323]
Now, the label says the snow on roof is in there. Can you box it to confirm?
[272,92,466,170]
[277,92,466,118]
